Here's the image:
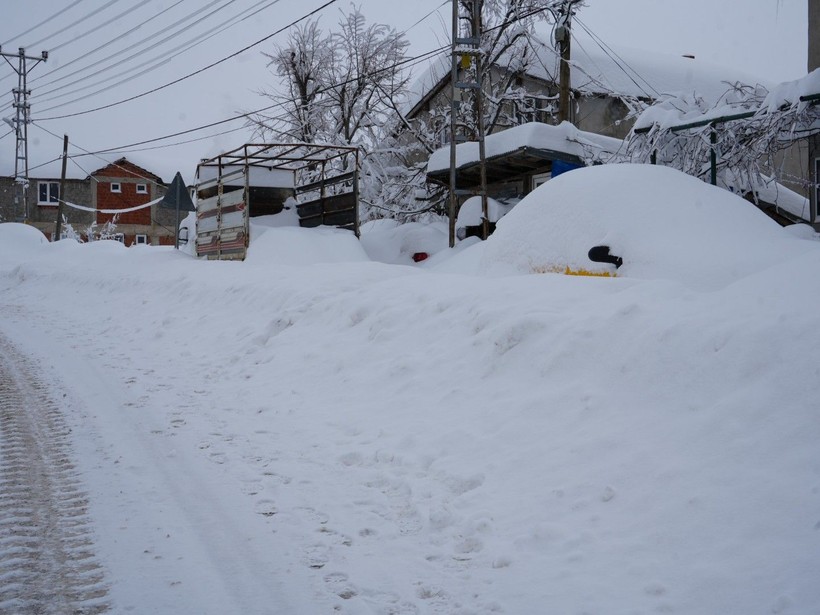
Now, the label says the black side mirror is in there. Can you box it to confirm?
[588,245,623,269]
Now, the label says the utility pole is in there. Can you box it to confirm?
[555,1,579,124]
[55,134,68,241]
[1,46,48,223]
[449,0,489,246]
[449,0,459,248]
[471,1,489,241]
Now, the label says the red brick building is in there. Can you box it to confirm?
[91,158,175,246]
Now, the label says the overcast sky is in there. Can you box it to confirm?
[0,0,809,184]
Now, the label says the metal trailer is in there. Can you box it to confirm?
[195,143,360,261]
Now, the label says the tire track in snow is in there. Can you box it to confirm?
[0,334,109,614]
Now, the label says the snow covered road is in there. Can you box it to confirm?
[0,311,309,614]
[0,332,108,614]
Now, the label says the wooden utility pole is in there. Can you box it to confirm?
[54,134,68,241]
[556,2,577,124]
[448,0,459,247]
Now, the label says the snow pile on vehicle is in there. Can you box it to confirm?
[360,218,448,265]
[481,163,815,289]
[0,223,49,260]
[246,223,369,266]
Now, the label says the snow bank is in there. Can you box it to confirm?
[481,163,814,289]
[0,223,49,259]
[2,168,820,614]
[359,218,448,265]
[246,224,369,266]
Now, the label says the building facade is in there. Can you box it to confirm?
[0,157,177,245]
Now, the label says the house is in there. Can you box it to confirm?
[404,33,764,145]
[90,158,174,246]
[0,175,94,234]
[0,157,176,245]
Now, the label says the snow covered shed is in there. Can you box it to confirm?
[426,122,624,200]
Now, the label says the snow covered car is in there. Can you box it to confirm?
[479,163,816,289]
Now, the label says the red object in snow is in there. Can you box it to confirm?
[412,252,429,263]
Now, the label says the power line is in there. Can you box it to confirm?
[28,0,547,180]
[1,0,87,47]
[26,0,231,92]
[49,0,155,54]
[0,0,230,114]
[28,0,189,85]
[31,0,282,112]
[36,0,339,121]
[26,0,127,49]
[573,16,661,99]
[31,44,447,159]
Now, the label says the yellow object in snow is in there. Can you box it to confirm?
[532,265,616,277]
[562,266,616,277]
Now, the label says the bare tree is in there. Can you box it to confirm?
[252,6,409,149]
[255,21,328,143]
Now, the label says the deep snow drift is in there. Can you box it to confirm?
[1,164,819,614]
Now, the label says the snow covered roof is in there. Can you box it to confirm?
[404,33,769,117]
[722,171,812,223]
[427,121,626,177]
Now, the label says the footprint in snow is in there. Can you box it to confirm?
[324,572,357,600]
[303,544,330,569]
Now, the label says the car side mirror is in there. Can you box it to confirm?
[588,245,623,269]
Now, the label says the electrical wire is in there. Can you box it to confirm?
[27,0,233,93]
[28,1,552,163]
[573,16,661,99]
[35,121,166,188]
[28,0,189,85]
[23,1,450,167]
[28,42,447,169]
[35,0,559,122]
[50,0,156,54]
[31,0,283,111]
[1,0,88,47]
[26,0,127,49]
[36,0,339,121]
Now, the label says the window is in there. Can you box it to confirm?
[38,181,59,205]
[111,182,122,193]
[113,233,125,244]
[135,234,148,245]
[136,183,147,194]
[516,96,554,125]
[531,172,550,192]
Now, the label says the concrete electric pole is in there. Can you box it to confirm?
[1,46,48,223]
